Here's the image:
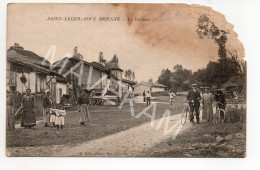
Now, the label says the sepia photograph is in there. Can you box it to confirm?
[5,3,246,157]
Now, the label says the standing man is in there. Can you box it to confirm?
[187,84,201,124]
[146,91,151,106]
[202,87,215,123]
[168,90,176,109]
[43,90,52,127]
[143,91,146,102]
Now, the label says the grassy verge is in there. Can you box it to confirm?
[143,122,246,158]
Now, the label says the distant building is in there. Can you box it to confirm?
[134,81,167,95]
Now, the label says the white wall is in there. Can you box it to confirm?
[56,82,67,103]
[16,72,36,93]
[151,87,165,92]
[134,84,151,95]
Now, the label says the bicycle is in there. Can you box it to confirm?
[213,103,225,124]
[181,104,190,125]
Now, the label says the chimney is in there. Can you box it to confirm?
[11,43,24,50]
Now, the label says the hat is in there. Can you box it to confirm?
[192,84,198,87]
[26,88,31,92]
[205,86,210,89]
[45,90,50,93]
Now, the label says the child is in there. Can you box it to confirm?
[50,109,57,127]
[55,105,66,130]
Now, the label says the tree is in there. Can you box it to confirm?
[99,52,106,63]
[111,54,119,65]
[158,65,194,91]
[197,14,227,59]
[158,69,171,89]
[124,70,128,80]
[194,55,244,87]
[124,69,132,80]
[171,65,194,91]
[73,46,83,60]
[132,71,135,81]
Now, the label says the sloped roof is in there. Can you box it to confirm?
[105,62,123,71]
[7,50,56,74]
[122,79,136,86]
[8,45,50,67]
[91,61,109,72]
[134,81,167,88]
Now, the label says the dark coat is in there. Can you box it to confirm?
[187,90,201,107]
[214,90,227,109]
[43,95,52,108]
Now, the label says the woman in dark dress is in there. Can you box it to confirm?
[21,88,36,128]
[77,90,92,125]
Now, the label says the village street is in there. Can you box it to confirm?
[7,110,192,157]
[7,96,192,157]
[6,95,246,157]
[55,112,190,157]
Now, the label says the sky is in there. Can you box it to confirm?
[7,3,244,82]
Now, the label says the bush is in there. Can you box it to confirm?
[151,91,169,96]
[225,105,246,123]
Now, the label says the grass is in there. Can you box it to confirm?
[7,95,246,158]
[6,96,186,147]
[143,121,246,158]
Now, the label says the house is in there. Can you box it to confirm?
[53,57,110,99]
[104,61,124,98]
[134,81,167,95]
[6,43,71,109]
[54,52,128,101]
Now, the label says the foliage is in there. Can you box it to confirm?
[194,50,246,87]
[111,54,119,65]
[197,14,227,59]
[151,91,169,97]
[124,69,135,81]
[157,65,194,91]
[225,106,246,123]
[73,46,83,60]
[157,69,171,89]
[98,52,106,63]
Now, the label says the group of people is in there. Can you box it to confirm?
[8,83,225,130]
[7,87,93,130]
[187,84,226,124]
[143,91,151,106]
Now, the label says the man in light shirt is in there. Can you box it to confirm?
[168,90,176,109]
[146,91,151,106]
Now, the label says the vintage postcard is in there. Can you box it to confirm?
[6,3,246,157]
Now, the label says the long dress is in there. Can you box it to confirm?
[78,95,90,123]
[202,92,214,122]
[21,95,36,127]
[6,96,15,130]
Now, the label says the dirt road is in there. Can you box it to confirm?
[55,112,191,157]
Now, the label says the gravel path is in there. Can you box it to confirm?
[55,112,192,157]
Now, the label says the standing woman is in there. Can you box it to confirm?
[6,95,15,130]
[43,90,52,127]
[21,88,36,128]
[78,89,92,126]
[202,87,215,123]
